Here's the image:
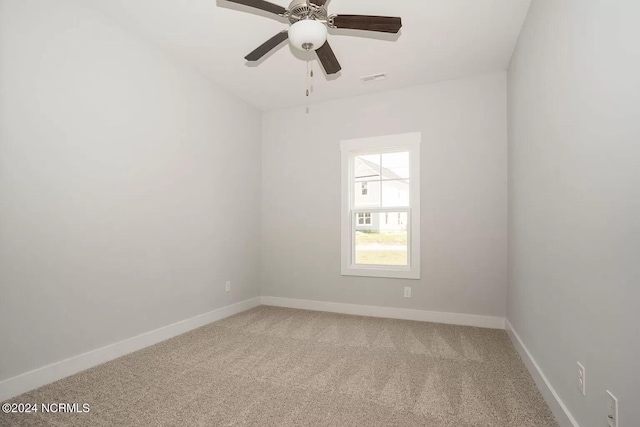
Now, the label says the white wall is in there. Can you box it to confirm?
[0,0,261,382]
[508,0,640,425]
[262,72,508,317]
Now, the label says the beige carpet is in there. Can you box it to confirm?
[1,306,558,427]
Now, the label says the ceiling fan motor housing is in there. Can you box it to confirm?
[287,0,327,24]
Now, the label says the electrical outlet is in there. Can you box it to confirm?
[577,362,586,396]
[404,287,412,298]
[606,390,618,427]
[225,281,231,292]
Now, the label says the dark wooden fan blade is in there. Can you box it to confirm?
[309,0,328,6]
[315,41,341,75]
[226,0,286,15]
[332,15,402,33]
[245,31,289,61]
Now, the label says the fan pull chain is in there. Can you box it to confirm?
[307,61,313,97]
[306,60,311,114]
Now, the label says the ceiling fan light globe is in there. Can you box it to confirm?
[288,19,327,51]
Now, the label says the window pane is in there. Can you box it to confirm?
[381,151,409,179]
[354,181,380,207]
[382,180,409,207]
[354,212,408,266]
[354,154,381,181]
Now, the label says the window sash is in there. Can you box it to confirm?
[351,207,411,270]
[350,151,411,210]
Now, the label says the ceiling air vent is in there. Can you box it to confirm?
[360,72,388,83]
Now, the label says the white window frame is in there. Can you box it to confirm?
[340,132,421,279]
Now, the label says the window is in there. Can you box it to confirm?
[341,133,421,279]
[357,212,372,225]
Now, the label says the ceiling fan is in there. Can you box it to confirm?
[225,0,402,75]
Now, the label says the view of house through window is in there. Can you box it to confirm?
[353,151,410,266]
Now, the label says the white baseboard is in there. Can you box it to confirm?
[261,296,505,330]
[0,297,261,402]
[505,320,579,427]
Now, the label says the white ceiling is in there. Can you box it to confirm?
[83,0,531,111]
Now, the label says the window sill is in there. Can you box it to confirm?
[341,265,420,280]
